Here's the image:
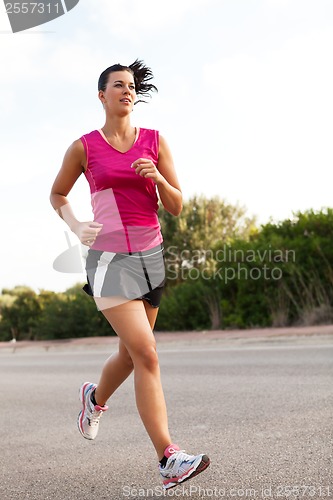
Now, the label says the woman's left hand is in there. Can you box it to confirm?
[131,158,164,185]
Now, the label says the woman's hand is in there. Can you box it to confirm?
[71,221,103,247]
[131,136,182,216]
[131,158,164,184]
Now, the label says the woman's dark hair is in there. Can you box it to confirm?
[98,59,158,103]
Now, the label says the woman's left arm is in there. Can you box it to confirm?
[132,135,182,216]
[155,135,182,216]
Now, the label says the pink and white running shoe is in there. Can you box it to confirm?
[77,382,108,440]
[159,444,210,490]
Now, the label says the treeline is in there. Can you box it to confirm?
[1,196,332,341]
[0,284,114,341]
[159,200,333,330]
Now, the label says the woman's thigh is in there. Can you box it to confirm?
[101,299,157,357]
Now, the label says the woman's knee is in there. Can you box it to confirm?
[132,343,159,371]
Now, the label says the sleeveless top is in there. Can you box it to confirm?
[80,128,163,253]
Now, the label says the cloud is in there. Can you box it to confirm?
[265,0,290,6]
[94,0,215,39]
[204,28,333,150]
[0,30,44,83]
[199,28,333,220]
[44,34,106,85]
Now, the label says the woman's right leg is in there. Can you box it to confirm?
[83,299,210,488]
[98,299,172,460]
[94,339,133,406]
[93,299,158,406]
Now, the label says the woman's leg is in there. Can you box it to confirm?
[99,299,171,460]
[94,339,134,406]
[94,300,159,406]
[142,299,159,330]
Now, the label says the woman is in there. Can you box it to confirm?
[50,59,210,490]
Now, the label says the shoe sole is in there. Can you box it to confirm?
[163,455,210,490]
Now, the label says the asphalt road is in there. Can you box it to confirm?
[1,335,332,500]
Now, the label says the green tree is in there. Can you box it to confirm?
[37,283,115,339]
[158,195,257,328]
[0,287,41,340]
[214,208,333,328]
[159,194,257,284]
[156,280,211,331]
[257,208,333,325]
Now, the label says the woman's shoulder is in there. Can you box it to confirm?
[80,129,100,140]
[137,128,159,157]
[138,127,159,141]
[139,127,159,133]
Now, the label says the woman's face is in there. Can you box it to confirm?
[99,70,136,114]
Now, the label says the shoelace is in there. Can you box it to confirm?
[88,409,104,427]
[165,451,192,474]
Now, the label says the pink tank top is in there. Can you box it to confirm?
[80,128,163,253]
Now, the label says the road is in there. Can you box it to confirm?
[1,334,332,500]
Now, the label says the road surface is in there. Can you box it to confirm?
[1,332,332,499]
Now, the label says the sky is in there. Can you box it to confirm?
[0,0,332,293]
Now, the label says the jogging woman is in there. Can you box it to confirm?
[50,59,210,490]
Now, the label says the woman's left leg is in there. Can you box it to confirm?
[142,300,159,330]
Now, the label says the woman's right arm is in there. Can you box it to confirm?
[50,139,102,246]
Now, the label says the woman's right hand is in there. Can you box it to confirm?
[71,221,103,247]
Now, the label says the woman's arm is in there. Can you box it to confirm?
[155,135,182,216]
[50,139,102,245]
[50,139,85,227]
[131,135,183,216]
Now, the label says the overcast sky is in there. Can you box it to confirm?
[0,0,332,293]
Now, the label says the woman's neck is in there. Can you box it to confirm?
[102,115,133,138]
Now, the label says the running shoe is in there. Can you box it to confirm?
[159,444,210,490]
[77,382,108,440]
